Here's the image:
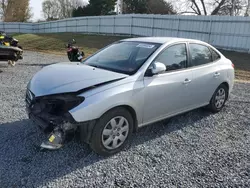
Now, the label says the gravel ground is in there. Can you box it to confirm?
[0,51,249,188]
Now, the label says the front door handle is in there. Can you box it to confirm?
[213,72,220,78]
[183,78,191,84]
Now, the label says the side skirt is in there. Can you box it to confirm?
[138,102,209,128]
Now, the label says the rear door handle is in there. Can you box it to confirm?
[183,78,191,84]
[213,72,220,77]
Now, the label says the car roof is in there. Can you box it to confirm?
[121,37,203,44]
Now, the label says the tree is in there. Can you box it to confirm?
[123,0,176,14]
[72,6,90,17]
[57,0,72,18]
[147,0,176,14]
[88,0,117,15]
[4,0,32,22]
[42,0,60,21]
[123,0,147,14]
[0,0,8,19]
[56,0,84,18]
[72,0,117,17]
[245,0,250,16]
[42,0,85,19]
[181,0,246,16]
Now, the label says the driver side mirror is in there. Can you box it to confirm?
[145,62,166,76]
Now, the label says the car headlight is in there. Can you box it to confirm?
[39,94,85,115]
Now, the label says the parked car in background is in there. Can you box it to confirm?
[26,37,234,156]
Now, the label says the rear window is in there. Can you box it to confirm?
[210,48,221,61]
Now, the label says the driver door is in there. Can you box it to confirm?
[142,43,194,124]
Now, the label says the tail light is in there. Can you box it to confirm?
[232,63,234,68]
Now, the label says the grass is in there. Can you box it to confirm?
[13,33,126,56]
[13,33,250,81]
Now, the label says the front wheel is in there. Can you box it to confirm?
[207,84,228,113]
[90,107,133,156]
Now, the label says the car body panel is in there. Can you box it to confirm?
[142,69,193,124]
[221,58,235,93]
[26,37,235,131]
[28,62,127,97]
[188,62,222,105]
[70,79,145,124]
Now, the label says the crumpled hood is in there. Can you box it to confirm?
[28,62,128,97]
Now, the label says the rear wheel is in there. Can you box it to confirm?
[90,107,133,156]
[208,84,228,113]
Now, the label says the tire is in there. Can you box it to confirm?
[90,107,133,156]
[207,84,228,113]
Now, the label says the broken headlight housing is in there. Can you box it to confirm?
[39,94,85,115]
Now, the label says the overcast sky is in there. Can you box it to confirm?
[30,0,89,21]
[30,0,43,21]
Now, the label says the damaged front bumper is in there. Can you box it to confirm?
[26,107,76,133]
[25,90,95,150]
[26,106,78,149]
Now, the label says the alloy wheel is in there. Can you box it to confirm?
[102,116,129,150]
[215,88,226,109]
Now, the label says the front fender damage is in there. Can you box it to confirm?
[27,77,126,150]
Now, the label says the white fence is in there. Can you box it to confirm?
[0,14,250,52]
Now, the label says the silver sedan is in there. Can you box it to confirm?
[26,37,235,156]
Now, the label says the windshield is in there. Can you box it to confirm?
[82,41,161,75]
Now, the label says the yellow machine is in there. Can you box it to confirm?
[0,33,10,46]
[0,31,23,66]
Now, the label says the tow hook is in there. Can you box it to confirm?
[40,122,76,150]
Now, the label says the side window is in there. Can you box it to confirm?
[155,44,187,71]
[210,48,220,61]
[189,44,212,67]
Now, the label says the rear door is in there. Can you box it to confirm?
[187,43,222,106]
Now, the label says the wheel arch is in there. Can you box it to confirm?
[220,81,229,100]
[101,105,138,132]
